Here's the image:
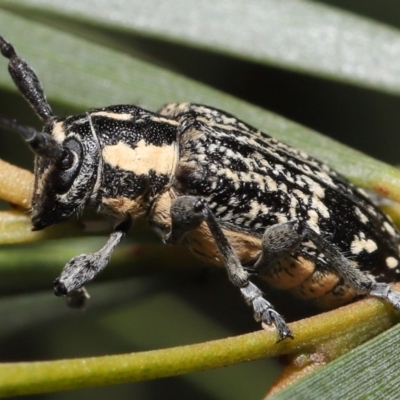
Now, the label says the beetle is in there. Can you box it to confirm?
[1,35,400,341]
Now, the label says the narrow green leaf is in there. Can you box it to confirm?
[268,323,400,400]
[1,9,400,200]
[3,0,400,94]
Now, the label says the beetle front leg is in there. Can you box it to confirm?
[53,217,132,307]
[165,196,293,341]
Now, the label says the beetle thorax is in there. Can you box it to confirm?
[97,136,179,219]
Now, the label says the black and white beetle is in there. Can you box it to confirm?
[1,35,400,341]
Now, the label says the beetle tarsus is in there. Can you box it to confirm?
[240,281,292,341]
[370,282,400,310]
[65,287,90,309]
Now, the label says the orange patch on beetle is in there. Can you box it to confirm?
[314,284,358,309]
[148,190,176,237]
[149,189,262,265]
[290,270,340,300]
[185,223,262,266]
[102,196,145,219]
[263,256,315,290]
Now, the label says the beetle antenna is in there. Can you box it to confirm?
[0,116,63,160]
[0,35,53,122]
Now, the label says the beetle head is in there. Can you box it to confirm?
[0,36,102,230]
[30,115,100,230]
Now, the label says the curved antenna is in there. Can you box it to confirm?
[0,117,63,160]
[0,35,53,122]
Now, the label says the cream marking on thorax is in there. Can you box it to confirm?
[102,140,178,178]
[91,111,133,120]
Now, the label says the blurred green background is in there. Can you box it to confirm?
[1,1,400,399]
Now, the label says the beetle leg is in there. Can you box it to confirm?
[165,195,293,341]
[53,217,131,307]
[254,220,400,310]
[307,227,400,309]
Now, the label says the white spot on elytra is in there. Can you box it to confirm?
[260,205,270,215]
[354,207,369,224]
[289,196,298,218]
[218,168,238,181]
[314,170,334,186]
[357,188,369,198]
[265,176,277,191]
[386,257,399,269]
[274,164,285,174]
[253,174,265,191]
[239,172,254,183]
[350,233,378,254]
[248,201,260,220]
[311,196,330,218]
[293,189,308,204]
[307,209,320,234]
[295,177,306,187]
[384,221,397,237]
[303,176,325,198]
[278,182,287,192]
[276,213,288,223]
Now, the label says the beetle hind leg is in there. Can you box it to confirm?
[254,220,400,311]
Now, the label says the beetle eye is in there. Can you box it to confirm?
[59,149,74,170]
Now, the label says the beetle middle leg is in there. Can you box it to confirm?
[165,195,293,341]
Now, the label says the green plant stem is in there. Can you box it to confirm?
[1,290,398,397]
